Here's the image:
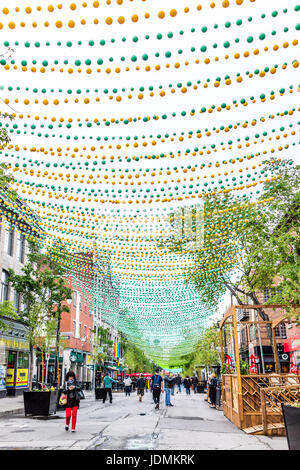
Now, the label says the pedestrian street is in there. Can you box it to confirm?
[0,391,287,451]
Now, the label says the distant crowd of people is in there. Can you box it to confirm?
[60,369,219,432]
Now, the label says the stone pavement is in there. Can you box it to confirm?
[0,389,288,450]
[0,395,24,418]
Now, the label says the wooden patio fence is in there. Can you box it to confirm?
[260,384,300,435]
[219,304,300,435]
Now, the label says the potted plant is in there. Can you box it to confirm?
[281,401,300,450]
[24,387,58,417]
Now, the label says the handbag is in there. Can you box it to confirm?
[77,389,85,400]
[59,394,67,406]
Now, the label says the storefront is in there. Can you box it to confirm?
[36,351,63,386]
[254,345,290,373]
[0,319,30,398]
[63,350,92,388]
[284,335,300,374]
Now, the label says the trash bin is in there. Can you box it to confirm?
[197,384,205,394]
[215,380,222,408]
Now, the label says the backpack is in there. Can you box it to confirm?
[152,374,161,388]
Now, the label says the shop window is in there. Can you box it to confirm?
[18,352,29,369]
[4,226,14,256]
[1,270,9,302]
[16,233,25,263]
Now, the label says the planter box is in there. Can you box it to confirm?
[282,404,300,450]
[95,388,106,400]
[23,391,57,417]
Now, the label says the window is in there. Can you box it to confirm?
[4,226,14,256]
[1,270,9,302]
[275,324,287,339]
[89,328,91,345]
[14,290,21,312]
[249,324,256,341]
[72,321,76,337]
[79,323,82,339]
[84,326,87,339]
[16,232,25,263]
[73,292,77,307]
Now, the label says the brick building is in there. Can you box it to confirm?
[223,291,300,374]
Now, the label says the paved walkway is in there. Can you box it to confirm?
[0,390,288,450]
[0,395,24,418]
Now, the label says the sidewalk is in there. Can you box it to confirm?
[0,395,24,418]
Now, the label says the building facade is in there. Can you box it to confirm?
[223,292,300,374]
[0,191,43,397]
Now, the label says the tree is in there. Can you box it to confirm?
[180,325,221,375]
[8,241,72,389]
[91,326,114,365]
[0,301,19,333]
[120,335,156,373]
[163,159,300,320]
[0,113,16,192]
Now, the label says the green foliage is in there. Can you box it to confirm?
[164,159,300,321]
[0,113,16,192]
[179,325,221,375]
[92,326,114,363]
[221,359,250,375]
[0,301,19,332]
[8,240,72,388]
[121,336,156,373]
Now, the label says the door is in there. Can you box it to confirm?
[6,351,17,390]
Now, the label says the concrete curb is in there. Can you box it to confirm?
[0,408,24,418]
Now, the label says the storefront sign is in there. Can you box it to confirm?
[16,369,28,388]
[6,368,15,388]
[284,335,300,353]
[290,352,298,374]
[0,365,7,391]
[0,338,29,351]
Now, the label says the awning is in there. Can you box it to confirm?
[37,353,63,363]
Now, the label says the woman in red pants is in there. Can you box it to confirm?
[62,371,84,433]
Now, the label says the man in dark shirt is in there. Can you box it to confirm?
[164,371,175,407]
[151,368,164,410]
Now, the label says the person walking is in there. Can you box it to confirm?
[164,371,174,407]
[102,372,117,404]
[136,373,146,402]
[170,373,175,396]
[206,374,212,403]
[131,376,137,392]
[192,374,199,394]
[209,373,218,408]
[62,370,84,433]
[175,374,182,393]
[183,376,191,396]
[124,375,132,397]
[151,368,164,410]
